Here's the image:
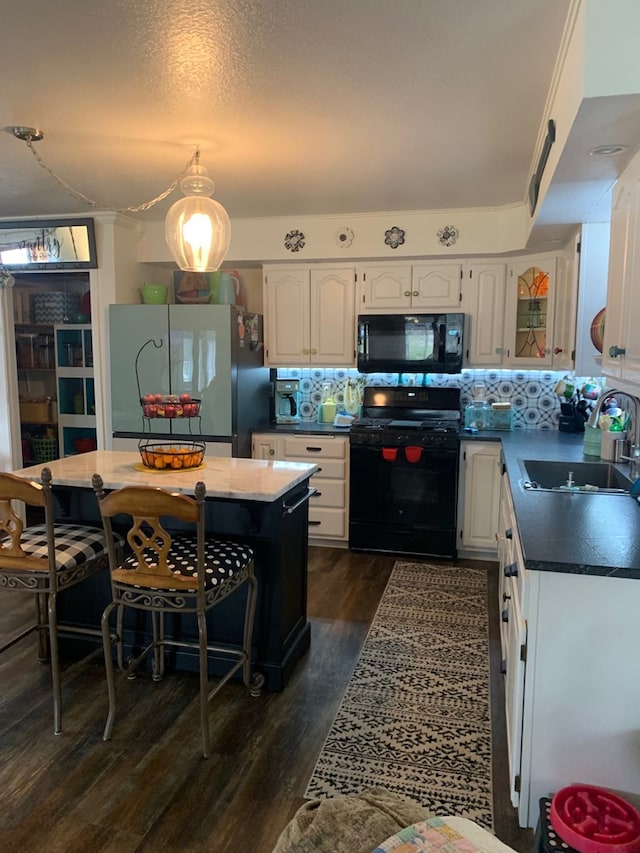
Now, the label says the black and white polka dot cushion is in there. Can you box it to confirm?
[120,536,253,591]
[16,523,122,572]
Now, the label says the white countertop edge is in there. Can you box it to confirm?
[12,450,318,503]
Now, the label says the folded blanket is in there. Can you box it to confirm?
[271,787,433,853]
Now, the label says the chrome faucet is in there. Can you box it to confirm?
[587,388,640,477]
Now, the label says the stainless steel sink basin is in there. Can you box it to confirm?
[520,459,633,494]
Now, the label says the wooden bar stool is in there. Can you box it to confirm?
[0,467,123,734]
[91,475,264,758]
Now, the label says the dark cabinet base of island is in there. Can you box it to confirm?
[53,482,313,691]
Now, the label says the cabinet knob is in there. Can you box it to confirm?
[502,592,511,602]
[554,347,563,354]
[404,291,411,297]
[310,348,317,354]
[412,291,419,297]
[269,448,275,456]
[302,348,310,355]
[609,345,626,358]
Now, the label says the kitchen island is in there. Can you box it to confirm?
[12,450,319,691]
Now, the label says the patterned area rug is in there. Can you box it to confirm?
[305,560,494,829]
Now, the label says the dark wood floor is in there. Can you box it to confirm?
[0,547,533,852]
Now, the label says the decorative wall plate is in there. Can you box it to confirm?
[335,227,354,248]
[437,225,459,247]
[384,226,405,249]
[284,229,305,252]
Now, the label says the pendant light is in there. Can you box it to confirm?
[4,127,231,275]
[164,151,231,273]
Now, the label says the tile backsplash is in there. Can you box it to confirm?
[276,367,604,430]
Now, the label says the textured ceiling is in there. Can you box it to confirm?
[0,0,617,237]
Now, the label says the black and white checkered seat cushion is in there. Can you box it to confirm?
[16,523,122,572]
[120,536,253,591]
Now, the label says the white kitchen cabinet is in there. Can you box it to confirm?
[359,262,462,312]
[252,432,350,544]
[497,474,528,811]
[504,254,558,368]
[263,265,356,366]
[410,262,462,309]
[602,149,640,388]
[499,472,640,829]
[457,440,501,556]
[462,262,506,366]
[251,432,279,460]
[552,246,579,371]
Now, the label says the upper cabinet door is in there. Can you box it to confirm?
[411,262,462,309]
[359,263,461,312]
[263,267,310,365]
[263,265,356,367]
[310,267,356,365]
[359,264,412,310]
[552,250,578,372]
[464,262,506,366]
[504,255,557,367]
[601,156,640,390]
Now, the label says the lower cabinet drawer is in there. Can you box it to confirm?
[281,436,347,460]
[309,477,346,508]
[308,507,347,539]
[286,456,345,480]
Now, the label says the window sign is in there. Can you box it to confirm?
[0,218,97,270]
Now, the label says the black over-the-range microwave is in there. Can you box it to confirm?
[357,313,464,374]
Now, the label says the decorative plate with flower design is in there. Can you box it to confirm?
[284,230,306,252]
[437,225,459,247]
[335,227,354,248]
[384,226,405,249]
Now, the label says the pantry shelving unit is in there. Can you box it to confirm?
[54,324,96,457]
[16,324,58,465]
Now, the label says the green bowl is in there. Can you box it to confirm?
[140,285,168,305]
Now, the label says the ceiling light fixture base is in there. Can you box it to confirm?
[6,126,44,142]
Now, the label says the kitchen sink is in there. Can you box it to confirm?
[519,459,633,494]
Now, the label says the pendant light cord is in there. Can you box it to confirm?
[24,138,199,214]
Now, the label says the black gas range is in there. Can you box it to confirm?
[349,386,461,559]
[350,386,461,446]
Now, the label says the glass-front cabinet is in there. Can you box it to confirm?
[504,255,557,367]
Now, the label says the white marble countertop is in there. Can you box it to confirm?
[12,450,318,503]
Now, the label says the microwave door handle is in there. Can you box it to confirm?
[361,321,369,364]
[437,321,446,361]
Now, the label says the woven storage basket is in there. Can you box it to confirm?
[19,400,50,422]
[31,437,58,462]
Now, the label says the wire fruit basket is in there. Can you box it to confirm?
[138,441,205,470]
[139,394,201,419]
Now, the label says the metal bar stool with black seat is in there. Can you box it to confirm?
[91,475,264,759]
[0,467,123,735]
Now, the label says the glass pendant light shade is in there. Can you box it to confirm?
[165,162,231,273]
